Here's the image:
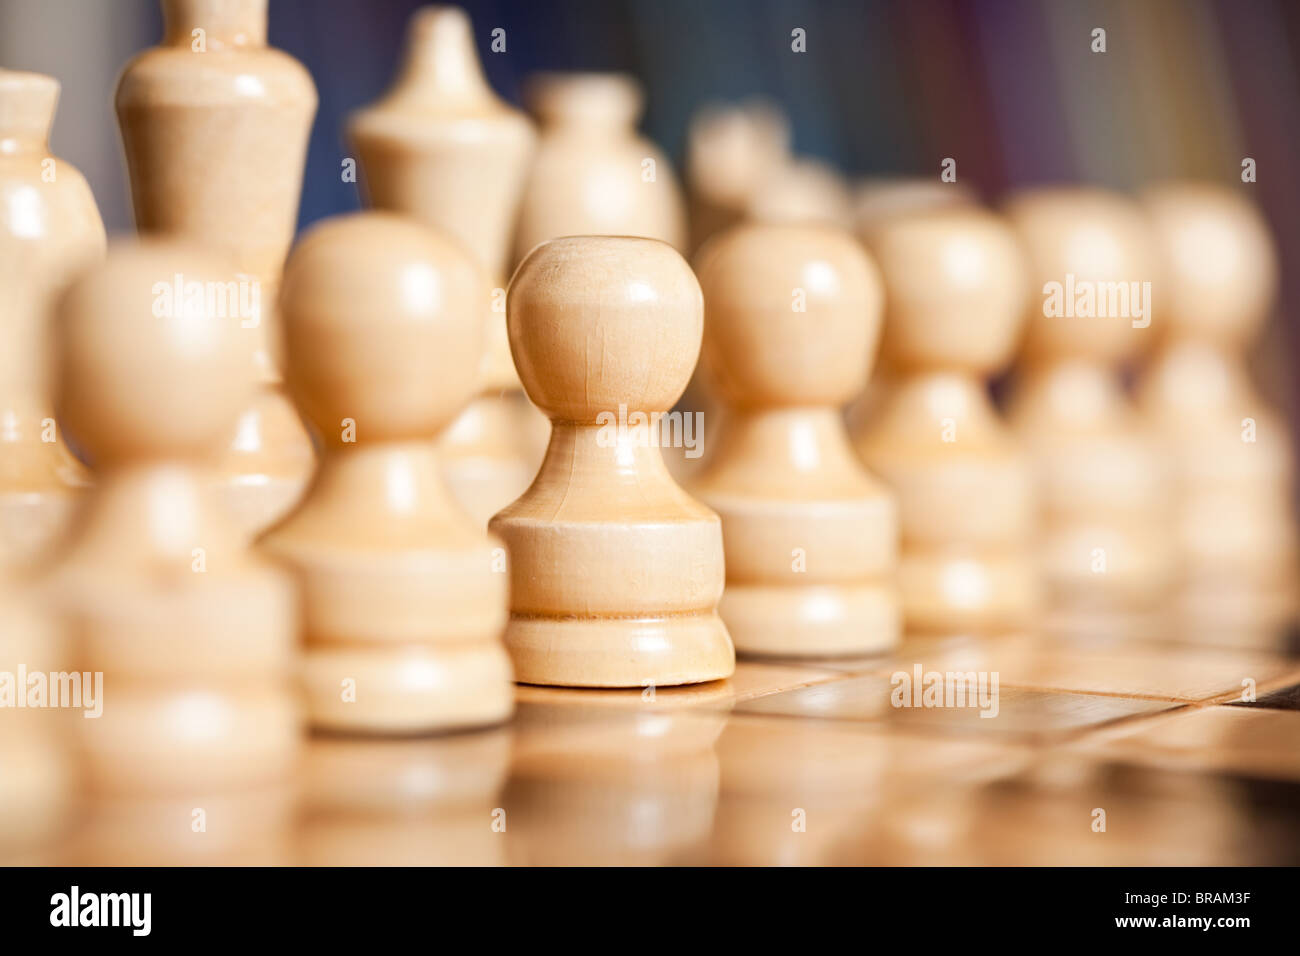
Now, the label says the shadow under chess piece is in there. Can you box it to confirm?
[0,69,105,570]
[115,0,318,539]
[491,236,735,687]
[348,5,547,525]
[50,241,300,865]
[261,212,513,733]
[856,208,1039,636]
[1139,182,1298,645]
[690,223,900,657]
[1003,187,1176,641]
[513,72,686,263]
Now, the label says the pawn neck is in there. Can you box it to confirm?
[162,0,268,48]
[393,6,494,103]
[0,70,57,153]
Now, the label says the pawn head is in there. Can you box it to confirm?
[696,223,882,407]
[54,240,257,466]
[863,207,1028,376]
[507,236,702,422]
[278,211,486,445]
[1004,187,1159,363]
[1142,182,1277,347]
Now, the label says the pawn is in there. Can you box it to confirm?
[116,0,318,538]
[1003,188,1175,638]
[685,99,790,254]
[491,237,734,687]
[348,5,546,524]
[50,241,299,863]
[0,69,105,569]
[1139,182,1297,641]
[689,224,900,656]
[513,73,686,262]
[856,208,1038,635]
[261,212,512,732]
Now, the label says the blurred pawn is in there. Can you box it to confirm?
[297,729,512,866]
[513,72,686,263]
[846,177,977,440]
[0,69,105,570]
[49,241,300,864]
[1003,188,1176,641]
[690,224,899,657]
[746,157,852,230]
[685,99,791,254]
[1138,183,1297,645]
[856,208,1038,636]
[261,213,512,733]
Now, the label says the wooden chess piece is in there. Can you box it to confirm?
[685,99,790,255]
[845,178,977,443]
[115,0,317,539]
[689,223,900,657]
[856,208,1038,635]
[261,212,513,733]
[348,5,546,525]
[491,236,735,687]
[1003,187,1175,639]
[0,69,105,569]
[50,240,300,864]
[513,73,686,262]
[746,157,852,229]
[1138,182,1297,642]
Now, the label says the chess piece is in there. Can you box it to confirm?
[845,178,976,442]
[348,5,546,524]
[50,241,300,864]
[491,236,735,686]
[261,212,513,732]
[115,0,317,538]
[690,223,900,657]
[513,72,686,262]
[1003,187,1175,639]
[0,69,105,569]
[1138,182,1297,641]
[685,99,790,254]
[856,208,1038,635]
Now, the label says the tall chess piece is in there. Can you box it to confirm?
[513,72,686,262]
[0,70,105,569]
[491,237,734,686]
[51,242,300,864]
[1003,188,1175,639]
[1139,182,1297,642]
[348,6,545,525]
[115,0,317,538]
[261,213,513,733]
[856,208,1038,635]
[690,224,900,657]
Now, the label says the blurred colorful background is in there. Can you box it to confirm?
[2,0,1296,403]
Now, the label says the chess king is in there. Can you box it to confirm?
[114,0,317,538]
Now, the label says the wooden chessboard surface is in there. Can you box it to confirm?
[9,626,1297,867]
